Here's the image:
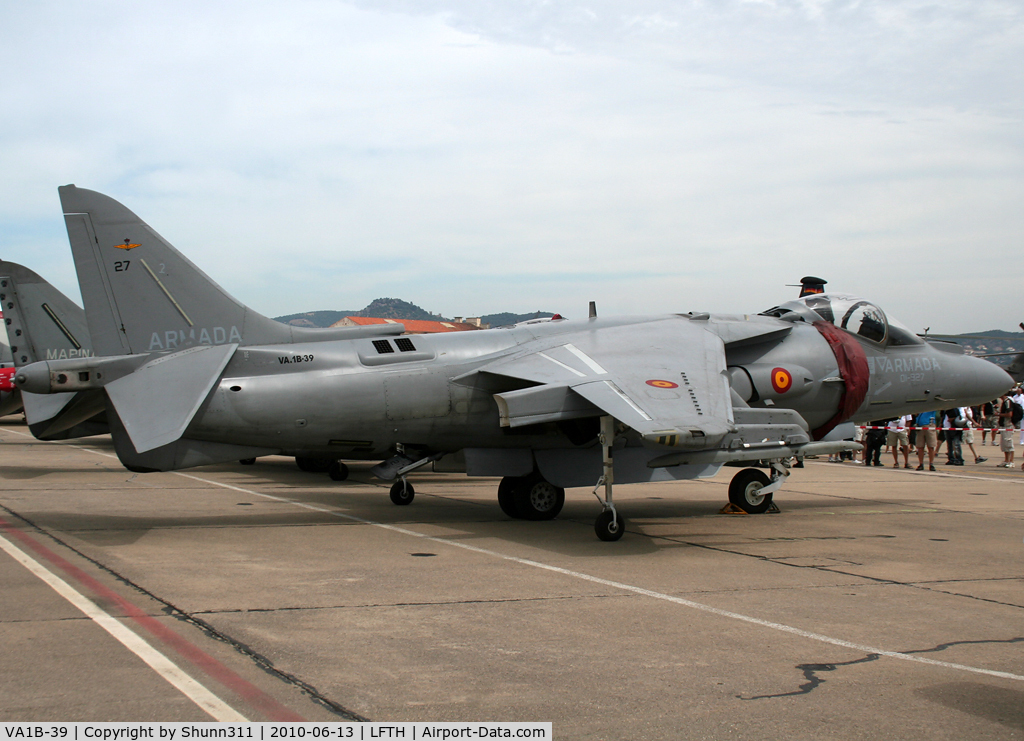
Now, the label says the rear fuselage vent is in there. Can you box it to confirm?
[395,338,416,352]
[372,340,395,354]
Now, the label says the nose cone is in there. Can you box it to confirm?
[963,357,1014,406]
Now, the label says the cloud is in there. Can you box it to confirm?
[0,0,1021,333]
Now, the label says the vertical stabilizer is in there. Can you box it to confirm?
[59,185,402,357]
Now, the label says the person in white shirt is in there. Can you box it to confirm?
[887,416,911,468]
[961,406,986,464]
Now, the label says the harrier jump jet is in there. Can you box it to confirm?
[14,187,1013,540]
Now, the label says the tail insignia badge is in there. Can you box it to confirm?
[115,239,140,250]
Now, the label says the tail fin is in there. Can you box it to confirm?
[0,260,93,366]
[0,261,107,438]
[59,185,402,356]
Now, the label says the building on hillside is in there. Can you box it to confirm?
[330,316,487,334]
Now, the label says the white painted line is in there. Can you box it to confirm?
[537,351,586,377]
[563,343,608,375]
[8,428,1024,685]
[0,531,248,721]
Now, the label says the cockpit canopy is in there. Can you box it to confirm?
[760,293,923,346]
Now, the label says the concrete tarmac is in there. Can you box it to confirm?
[1,417,1022,738]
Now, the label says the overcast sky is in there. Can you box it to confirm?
[1,0,1021,333]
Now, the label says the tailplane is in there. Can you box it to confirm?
[59,185,402,356]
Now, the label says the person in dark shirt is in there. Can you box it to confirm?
[865,420,888,466]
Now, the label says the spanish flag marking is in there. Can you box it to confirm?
[646,379,679,389]
[771,367,793,394]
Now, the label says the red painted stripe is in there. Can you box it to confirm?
[0,517,305,721]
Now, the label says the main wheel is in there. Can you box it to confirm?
[595,509,626,541]
[390,480,415,505]
[728,468,773,514]
[296,457,333,473]
[328,461,349,481]
[497,477,521,518]
[513,473,565,521]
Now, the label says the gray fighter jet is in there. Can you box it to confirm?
[14,186,1014,540]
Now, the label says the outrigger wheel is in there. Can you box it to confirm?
[728,468,773,514]
[594,509,626,541]
[390,479,415,505]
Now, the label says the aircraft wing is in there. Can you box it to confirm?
[480,318,733,447]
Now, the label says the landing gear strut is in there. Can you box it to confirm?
[592,415,626,541]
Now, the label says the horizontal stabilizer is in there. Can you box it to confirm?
[106,343,236,453]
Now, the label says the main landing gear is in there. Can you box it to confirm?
[497,472,566,520]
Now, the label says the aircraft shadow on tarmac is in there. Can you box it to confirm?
[916,682,1024,732]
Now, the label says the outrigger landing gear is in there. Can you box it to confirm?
[727,461,790,514]
[592,415,626,541]
[372,447,442,506]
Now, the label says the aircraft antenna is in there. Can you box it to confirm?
[589,301,597,319]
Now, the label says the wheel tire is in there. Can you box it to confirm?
[513,474,565,521]
[390,480,415,505]
[296,457,333,473]
[595,509,626,541]
[497,477,522,518]
[728,468,773,514]
[328,461,349,481]
[239,458,256,466]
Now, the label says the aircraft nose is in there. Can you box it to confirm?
[971,357,1014,403]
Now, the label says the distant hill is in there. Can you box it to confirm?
[928,331,1023,367]
[355,298,446,322]
[480,311,555,327]
[275,300,556,328]
[275,310,358,328]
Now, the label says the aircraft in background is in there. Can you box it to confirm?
[1,262,107,437]
[14,186,1014,540]
[0,307,18,416]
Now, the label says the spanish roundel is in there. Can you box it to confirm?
[770,367,793,394]
[646,379,679,389]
